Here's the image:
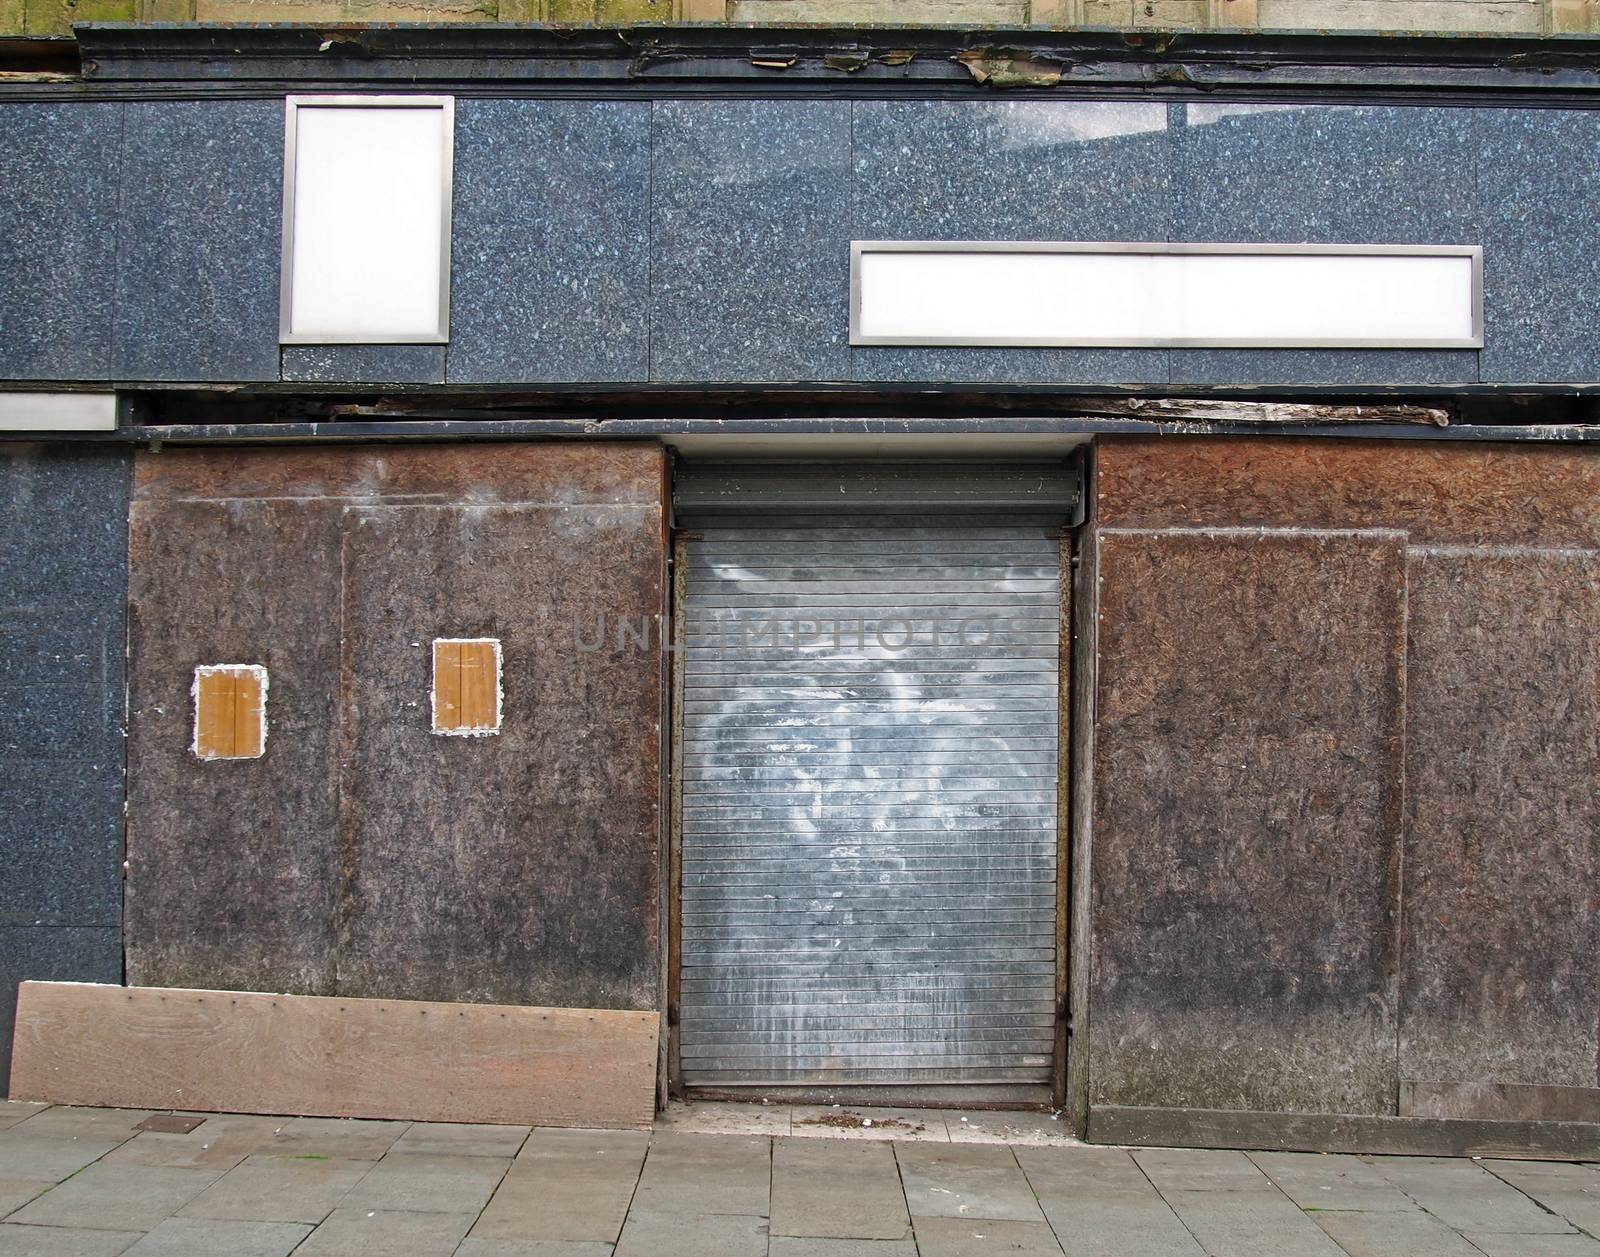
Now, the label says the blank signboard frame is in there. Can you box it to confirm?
[279,95,455,346]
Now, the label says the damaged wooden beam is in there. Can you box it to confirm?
[1064,398,1452,427]
[9,982,660,1129]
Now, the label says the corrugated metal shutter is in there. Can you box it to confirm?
[676,465,1069,1090]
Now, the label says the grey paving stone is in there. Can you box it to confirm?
[472,1130,647,1244]
[0,1225,143,1256]
[1466,1233,1600,1256]
[1368,1156,1576,1234]
[1015,1145,1203,1257]
[456,1242,615,1256]
[655,1102,790,1137]
[0,1179,51,1218]
[629,1133,770,1217]
[1482,1158,1600,1234]
[256,1118,409,1162]
[1250,1151,1417,1213]
[337,1152,508,1214]
[613,1210,768,1257]
[1311,1207,1484,1256]
[389,1123,529,1159]
[10,1162,223,1232]
[119,1217,312,1257]
[1133,1148,1272,1192]
[912,1216,1066,1257]
[0,1134,126,1182]
[770,1137,911,1241]
[769,1241,918,1257]
[291,1206,476,1257]
[176,1154,372,1224]
[0,1104,47,1131]
[895,1142,1045,1223]
[103,1116,284,1173]
[13,1111,153,1142]
[1157,1188,1348,1257]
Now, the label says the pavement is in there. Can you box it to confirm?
[2,1099,1600,1256]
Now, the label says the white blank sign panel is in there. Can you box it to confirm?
[851,243,1483,349]
[281,97,453,343]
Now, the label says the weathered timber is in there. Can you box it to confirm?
[9,982,660,1129]
[1091,1105,1600,1160]
[1066,399,1450,426]
[1402,1081,1600,1124]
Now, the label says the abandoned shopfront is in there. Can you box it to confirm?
[3,26,1600,1155]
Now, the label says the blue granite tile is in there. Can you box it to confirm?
[851,100,1172,386]
[282,345,445,385]
[0,103,122,382]
[113,100,282,383]
[0,927,122,1095]
[1170,348,1478,388]
[1169,103,1482,386]
[652,100,851,384]
[0,446,130,607]
[1478,108,1600,384]
[0,771,123,927]
[450,101,650,385]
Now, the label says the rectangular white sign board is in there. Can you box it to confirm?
[0,393,117,431]
[850,242,1483,350]
[280,96,454,345]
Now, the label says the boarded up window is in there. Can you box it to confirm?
[192,665,268,761]
[432,638,501,736]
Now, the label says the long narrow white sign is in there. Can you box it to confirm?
[850,242,1482,349]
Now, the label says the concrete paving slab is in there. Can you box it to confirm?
[103,1115,284,1172]
[895,1142,1046,1223]
[769,1240,919,1257]
[1250,1151,1418,1213]
[1133,1148,1272,1192]
[389,1123,529,1159]
[291,1206,476,1256]
[791,1107,948,1142]
[0,1135,126,1183]
[256,1118,409,1161]
[11,1111,155,1141]
[1482,1158,1600,1234]
[1368,1156,1578,1234]
[118,1217,312,1257]
[457,1243,615,1257]
[912,1216,1066,1256]
[473,1130,648,1243]
[629,1133,770,1217]
[939,1111,1077,1147]
[337,1152,508,1214]
[1465,1233,1600,1256]
[613,1209,768,1257]
[176,1154,373,1224]
[1310,1206,1485,1256]
[0,1103,48,1131]
[8,1162,224,1232]
[0,1178,53,1218]
[0,1224,144,1255]
[771,1137,911,1241]
[656,1101,791,1137]
[1157,1187,1349,1257]
[1014,1145,1204,1256]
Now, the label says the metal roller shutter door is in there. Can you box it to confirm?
[677,478,1066,1090]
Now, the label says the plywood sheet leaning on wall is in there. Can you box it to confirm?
[9,982,660,1130]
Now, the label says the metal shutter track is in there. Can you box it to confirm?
[678,511,1061,1088]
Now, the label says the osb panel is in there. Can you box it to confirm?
[130,441,665,509]
[338,503,663,1009]
[1090,529,1406,1115]
[127,443,667,1012]
[1401,549,1600,1088]
[127,498,343,995]
[12,982,659,1129]
[1095,437,1600,550]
